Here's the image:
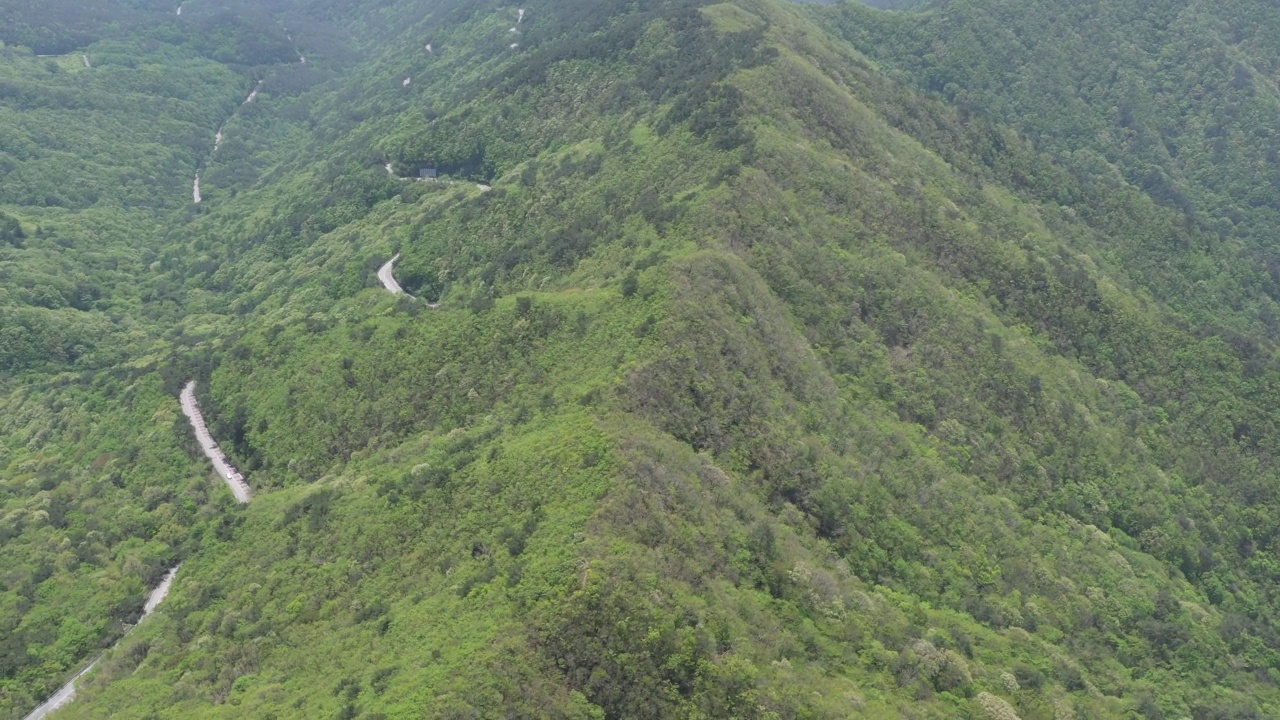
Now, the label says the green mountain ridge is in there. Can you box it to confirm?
[4,0,1280,717]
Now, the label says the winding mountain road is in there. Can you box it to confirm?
[23,566,181,720]
[24,42,304,720]
[195,79,265,205]
[378,253,408,296]
[28,383,253,720]
[378,254,441,307]
[180,381,251,503]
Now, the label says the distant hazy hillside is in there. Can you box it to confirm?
[4,0,1280,718]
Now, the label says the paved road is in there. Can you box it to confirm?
[180,381,251,503]
[243,80,262,104]
[377,254,441,307]
[23,566,181,720]
[378,253,408,295]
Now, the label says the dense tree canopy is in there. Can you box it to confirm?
[5,0,1280,718]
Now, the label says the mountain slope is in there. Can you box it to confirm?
[5,0,1280,718]
[825,0,1280,338]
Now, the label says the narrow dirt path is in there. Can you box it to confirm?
[180,381,251,503]
[23,566,182,720]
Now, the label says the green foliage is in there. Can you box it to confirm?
[825,0,1280,339]
[9,0,1280,717]
[0,212,23,246]
[0,371,232,715]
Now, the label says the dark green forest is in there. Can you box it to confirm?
[5,0,1280,717]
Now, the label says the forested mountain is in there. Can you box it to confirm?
[4,0,1280,717]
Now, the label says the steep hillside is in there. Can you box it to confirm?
[5,0,1280,718]
[827,0,1280,338]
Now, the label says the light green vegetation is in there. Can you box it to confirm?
[3,0,1280,718]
